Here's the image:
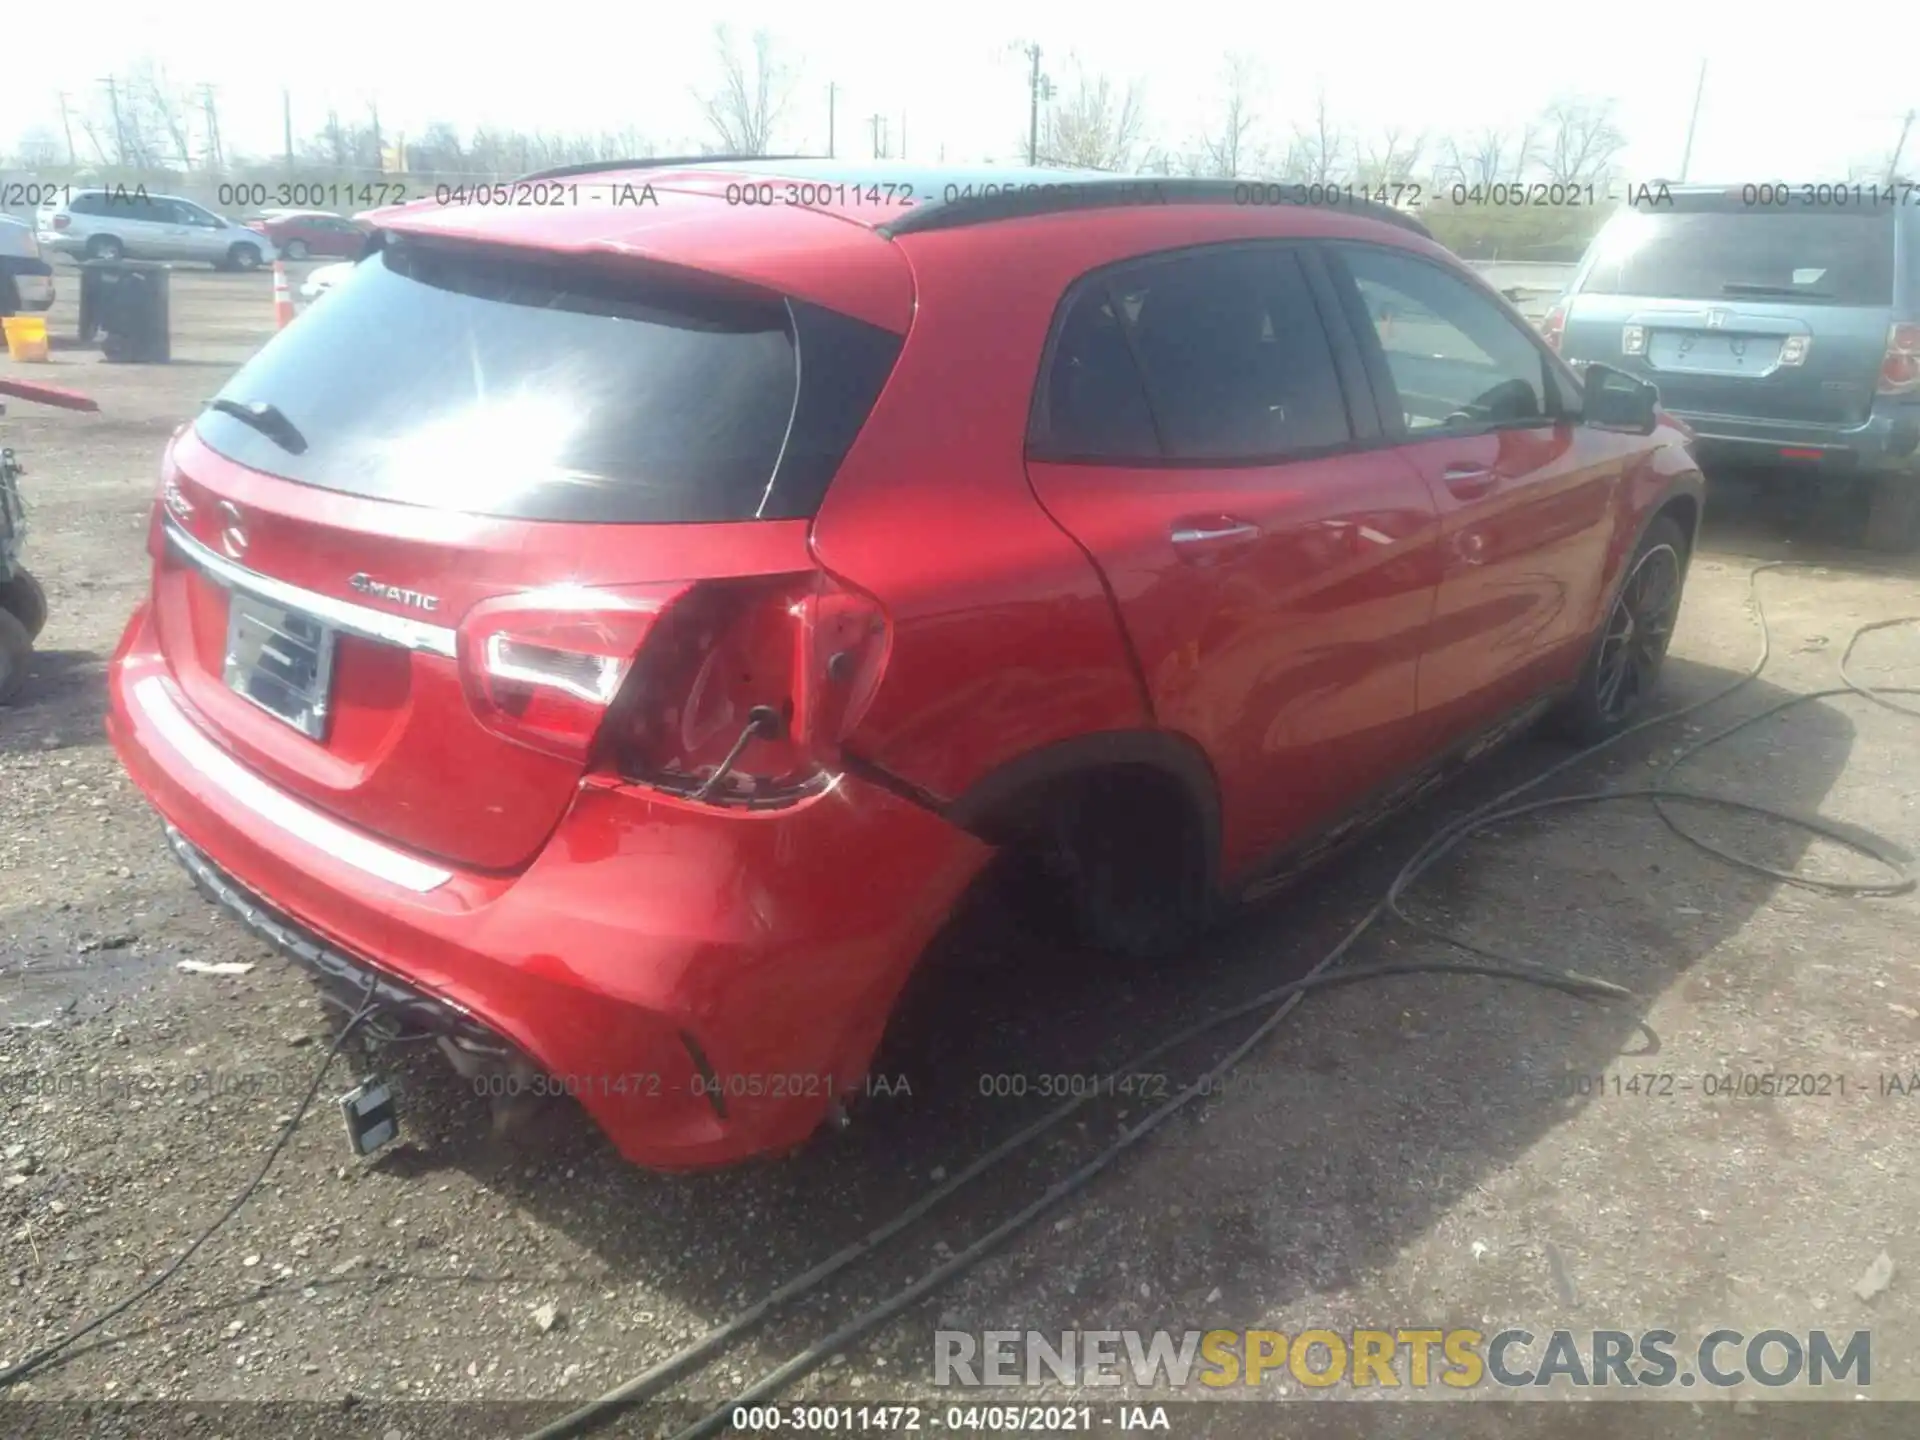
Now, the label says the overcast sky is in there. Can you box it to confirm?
[3,0,1911,181]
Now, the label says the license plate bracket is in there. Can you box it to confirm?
[1649,331,1782,376]
[223,592,337,740]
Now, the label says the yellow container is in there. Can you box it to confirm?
[3,314,51,363]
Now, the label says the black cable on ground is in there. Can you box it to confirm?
[526,559,1920,1440]
[0,974,383,1390]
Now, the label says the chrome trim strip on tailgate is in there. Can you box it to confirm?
[133,673,453,892]
[162,514,459,658]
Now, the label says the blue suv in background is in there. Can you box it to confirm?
[1547,187,1920,549]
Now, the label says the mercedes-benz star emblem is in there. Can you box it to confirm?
[216,500,248,560]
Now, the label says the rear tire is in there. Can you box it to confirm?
[84,234,124,261]
[0,608,32,706]
[283,239,309,261]
[0,569,48,641]
[1861,476,1920,553]
[1020,775,1212,961]
[226,244,263,272]
[1555,515,1689,746]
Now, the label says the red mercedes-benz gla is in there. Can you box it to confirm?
[107,161,1703,1168]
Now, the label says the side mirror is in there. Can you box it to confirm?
[1581,362,1659,436]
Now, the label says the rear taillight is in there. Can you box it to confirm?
[52,215,70,231]
[149,430,186,562]
[455,584,688,764]
[609,571,890,807]
[1880,323,1920,396]
[1540,302,1567,352]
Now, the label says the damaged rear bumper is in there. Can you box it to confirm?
[109,604,994,1169]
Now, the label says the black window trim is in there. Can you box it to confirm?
[1024,238,1380,471]
[1320,239,1583,442]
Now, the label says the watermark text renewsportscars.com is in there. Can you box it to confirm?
[935,1328,1870,1391]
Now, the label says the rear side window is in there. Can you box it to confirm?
[195,240,902,523]
[1580,210,1895,307]
[1032,246,1351,463]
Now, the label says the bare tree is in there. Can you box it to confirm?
[1357,125,1425,187]
[1036,64,1148,171]
[1443,127,1525,188]
[1536,98,1625,186]
[1283,89,1346,184]
[129,60,196,170]
[301,115,382,171]
[698,26,793,156]
[1196,52,1262,179]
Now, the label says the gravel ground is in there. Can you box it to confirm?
[2,265,1918,1439]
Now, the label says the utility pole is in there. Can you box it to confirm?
[100,76,128,167]
[369,100,383,175]
[1889,109,1916,183]
[1678,59,1707,182]
[200,84,223,170]
[868,112,885,160]
[1023,44,1054,167]
[56,92,76,166]
[828,83,836,160]
[282,89,294,167]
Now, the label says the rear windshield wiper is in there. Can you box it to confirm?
[205,397,309,455]
[1721,282,1835,298]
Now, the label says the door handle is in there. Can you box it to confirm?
[1441,464,1497,500]
[1171,521,1259,546]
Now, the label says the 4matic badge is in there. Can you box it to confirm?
[348,573,440,612]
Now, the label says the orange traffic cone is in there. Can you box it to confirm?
[272,260,295,330]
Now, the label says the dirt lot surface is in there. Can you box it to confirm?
[2,265,1919,1439]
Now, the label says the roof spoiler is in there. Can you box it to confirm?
[879,177,1433,241]
[513,153,827,184]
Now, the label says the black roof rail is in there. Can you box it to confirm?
[514,153,825,183]
[878,177,1434,241]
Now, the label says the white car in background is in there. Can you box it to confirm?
[37,189,276,270]
[0,216,56,316]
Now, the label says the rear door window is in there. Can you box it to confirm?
[194,239,901,523]
[1580,210,1895,307]
[1031,245,1352,463]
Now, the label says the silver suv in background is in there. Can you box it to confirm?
[0,216,55,316]
[36,189,276,271]
[1547,187,1920,549]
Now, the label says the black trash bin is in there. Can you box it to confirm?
[78,260,171,363]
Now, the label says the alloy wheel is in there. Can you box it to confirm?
[1594,543,1681,723]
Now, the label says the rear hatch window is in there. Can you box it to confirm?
[1580,210,1895,307]
[194,238,901,523]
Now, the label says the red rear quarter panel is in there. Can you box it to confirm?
[811,204,1485,807]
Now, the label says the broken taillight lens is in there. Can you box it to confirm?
[609,571,890,806]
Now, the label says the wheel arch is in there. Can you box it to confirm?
[944,728,1225,898]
